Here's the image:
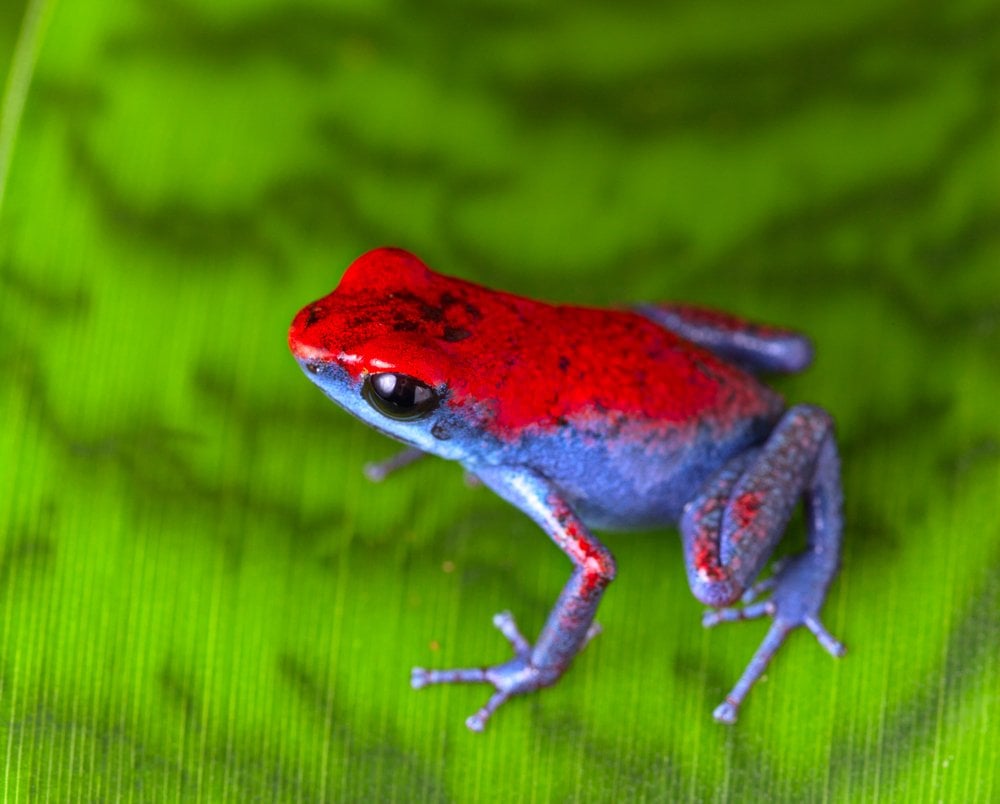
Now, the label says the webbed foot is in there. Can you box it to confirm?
[703,553,845,724]
[411,611,601,731]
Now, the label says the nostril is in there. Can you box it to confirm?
[306,362,320,374]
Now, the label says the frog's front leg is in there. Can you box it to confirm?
[364,446,482,486]
[411,467,615,731]
[681,404,845,724]
[363,446,426,481]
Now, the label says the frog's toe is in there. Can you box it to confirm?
[492,610,531,657]
[711,618,794,724]
[411,612,573,731]
[708,555,845,723]
[583,620,603,646]
[804,615,847,658]
[702,600,773,627]
[466,688,515,732]
[739,560,786,604]
[702,566,788,627]
[712,699,740,725]
[411,665,491,689]
[412,655,557,732]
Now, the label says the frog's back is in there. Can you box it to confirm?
[483,303,786,527]
[302,249,781,437]
[495,302,784,437]
[293,248,785,526]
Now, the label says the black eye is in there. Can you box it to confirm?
[362,373,439,420]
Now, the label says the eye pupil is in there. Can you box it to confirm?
[364,373,439,420]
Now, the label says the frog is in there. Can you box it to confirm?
[288,247,846,730]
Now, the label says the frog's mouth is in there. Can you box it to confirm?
[359,418,415,445]
[297,359,420,441]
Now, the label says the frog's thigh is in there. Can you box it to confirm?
[680,404,836,607]
[634,304,813,374]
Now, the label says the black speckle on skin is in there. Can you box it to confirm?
[692,355,727,385]
[390,290,443,322]
[393,320,420,332]
[421,304,444,322]
[305,305,325,326]
[431,422,451,440]
[442,326,471,342]
[600,412,628,439]
[439,291,482,321]
[558,356,570,372]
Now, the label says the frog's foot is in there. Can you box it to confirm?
[411,611,600,732]
[702,553,845,724]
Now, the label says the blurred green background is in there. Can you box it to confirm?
[1,0,998,800]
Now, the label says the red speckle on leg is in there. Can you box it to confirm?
[693,533,727,582]
[732,490,765,532]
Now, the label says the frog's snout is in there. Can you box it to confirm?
[290,302,328,335]
[303,303,328,328]
[289,302,330,358]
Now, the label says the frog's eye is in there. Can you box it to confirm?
[363,373,439,420]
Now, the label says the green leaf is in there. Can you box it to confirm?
[1,0,997,800]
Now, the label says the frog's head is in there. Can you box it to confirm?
[288,248,500,458]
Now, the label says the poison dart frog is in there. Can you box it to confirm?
[288,247,846,729]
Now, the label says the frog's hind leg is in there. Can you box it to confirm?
[680,404,845,723]
[634,304,813,374]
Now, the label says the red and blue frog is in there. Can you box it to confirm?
[288,247,846,729]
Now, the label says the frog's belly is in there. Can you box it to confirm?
[563,448,726,529]
[513,416,775,530]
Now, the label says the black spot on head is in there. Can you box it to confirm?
[389,290,443,322]
[442,326,471,342]
[558,356,570,372]
[305,305,325,326]
[420,303,444,322]
[439,291,483,321]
